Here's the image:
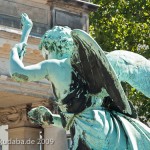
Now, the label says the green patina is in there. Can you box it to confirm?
[12,73,29,82]
[28,106,53,126]
[39,26,76,59]
[9,13,150,150]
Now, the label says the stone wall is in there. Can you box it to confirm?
[0,0,98,36]
[0,0,50,36]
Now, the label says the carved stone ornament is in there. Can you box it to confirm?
[0,100,51,127]
[0,105,27,126]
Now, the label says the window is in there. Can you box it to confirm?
[52,9,88,31]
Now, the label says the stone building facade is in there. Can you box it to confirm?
[0,0,98,150]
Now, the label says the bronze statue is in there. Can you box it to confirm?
[10,13,150,150]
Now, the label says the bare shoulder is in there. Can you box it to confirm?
[42,58,72,81]
[43,58,71,71]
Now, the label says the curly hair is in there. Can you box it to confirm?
[39,26,75,58]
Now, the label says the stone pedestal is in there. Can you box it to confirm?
[0,102,50,150]
[8,127,41,150]
[43,126,68,150]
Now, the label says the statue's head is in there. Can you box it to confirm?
[28,106,53,126]
[39,26,75,59]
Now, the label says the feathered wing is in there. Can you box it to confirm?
[106,50,150,98]
[70,29,132,116]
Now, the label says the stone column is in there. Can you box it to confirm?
[43,125,68,150]
[0,104,42,150]
[8,127,41,150]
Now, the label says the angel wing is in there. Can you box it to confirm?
[106,50,150,98]
[70,29,133,117]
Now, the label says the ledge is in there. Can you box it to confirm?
[48,0,99,12]
[0,25,41,45]
[73,0,99,11]
[0,75,54,108]
[30,0,48,4]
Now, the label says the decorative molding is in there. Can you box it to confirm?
[48,0,99,12]
[31,99,54,110]
[0,105,28,126]
[0,100,53,128]
[31,0,48,4]
[0,76,53,97]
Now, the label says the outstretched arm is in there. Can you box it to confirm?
[9,13,48,82]
[9,14,60,82]
[19,13,33,61]
[10,48,48,82]
[10,41,61,82]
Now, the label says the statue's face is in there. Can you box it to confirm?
[28,106,52,126]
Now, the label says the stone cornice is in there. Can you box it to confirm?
[73,0,99,11]
[0,75,54,108]
[48,0,99,12]
[30,0,48,4]
[0,76,52,99]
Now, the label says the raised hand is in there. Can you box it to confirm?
[14,42,27,59]
[19,13,33,60]
[21,13,33,30]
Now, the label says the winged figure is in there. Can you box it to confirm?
[10,14,150,150]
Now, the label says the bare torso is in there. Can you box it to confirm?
[46,58,73,102]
